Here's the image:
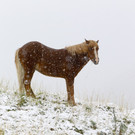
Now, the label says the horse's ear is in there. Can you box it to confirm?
[97,40,99,43]
[85,39,90,44]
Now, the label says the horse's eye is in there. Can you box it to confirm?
[89,48,93,51]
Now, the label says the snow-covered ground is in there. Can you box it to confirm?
[0,83,135,135]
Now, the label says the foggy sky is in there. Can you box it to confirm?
[0,0,135,108]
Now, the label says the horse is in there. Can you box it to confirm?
[15,39,99,106]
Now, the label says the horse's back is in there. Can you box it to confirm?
[18,41,52,60]
[19,41,43,55]
[19,41,62,57]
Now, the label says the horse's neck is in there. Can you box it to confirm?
[76,53,90,65]
[70,53,89,77]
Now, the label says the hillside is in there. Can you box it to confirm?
[0,83,135,135]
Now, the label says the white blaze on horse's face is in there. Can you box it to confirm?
[94,46,99,65]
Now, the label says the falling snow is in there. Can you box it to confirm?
[24,80,29,85]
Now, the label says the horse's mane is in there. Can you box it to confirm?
[65,42,88,55]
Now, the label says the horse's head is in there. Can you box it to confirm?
[85,39,99,65]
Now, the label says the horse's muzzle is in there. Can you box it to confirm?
[93,59,99,65]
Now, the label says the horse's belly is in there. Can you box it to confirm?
[35,64,65,78]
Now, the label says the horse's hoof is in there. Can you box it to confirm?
[68,101,77,106]
[31,94,36,98]
[72,103,77,106]
[26,93,36,98]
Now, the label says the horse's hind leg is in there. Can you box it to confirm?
[23,69,36,98]
[15,49,35,98]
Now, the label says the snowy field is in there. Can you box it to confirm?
[0,82,135,135]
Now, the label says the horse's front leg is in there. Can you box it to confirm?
[66,78,76,106]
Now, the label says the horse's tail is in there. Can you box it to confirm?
[15,49,25,94]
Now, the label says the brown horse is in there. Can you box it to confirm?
[15,39,99,106]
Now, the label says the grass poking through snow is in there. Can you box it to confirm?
[0,81,135,135]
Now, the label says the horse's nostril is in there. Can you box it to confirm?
[94,60,99,65]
